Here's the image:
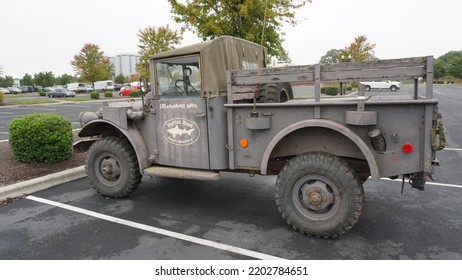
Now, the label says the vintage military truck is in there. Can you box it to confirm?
[75,36,444,238]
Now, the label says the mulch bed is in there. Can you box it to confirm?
[0,141,86,188]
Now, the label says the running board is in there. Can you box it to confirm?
[144,166,220,181]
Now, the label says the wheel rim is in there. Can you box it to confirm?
[292,174,341,221]
[280,89,289,102]
[94,152,122,186]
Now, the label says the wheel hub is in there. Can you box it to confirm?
[298,180,335,213]
[100,158,120,181]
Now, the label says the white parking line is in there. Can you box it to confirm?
[26,195,284,260]
[443,148,462,151]
[381,178,462,189]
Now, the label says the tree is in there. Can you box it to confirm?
[449,57,462,79]
[0,76,14,88]
[21,74,34,86]
[56,74,75,86]
[114,73,125,84]
[71,43,112,87]
[319,49,340,64]
[167,0,311,57]
[433,59,447,80]
[438,50,462,64]
[34,72,55,87]
[434,51,462,80]
[339,35,376,62]
[137,25,182,78]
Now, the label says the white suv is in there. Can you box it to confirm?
[361,80,402,92]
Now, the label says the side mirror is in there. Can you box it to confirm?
[140,76,148,94]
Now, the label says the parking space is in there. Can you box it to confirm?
[1,167,462,260]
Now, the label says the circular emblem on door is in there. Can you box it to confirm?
[162,118,200,146]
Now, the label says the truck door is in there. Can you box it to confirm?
[154,55,209,169]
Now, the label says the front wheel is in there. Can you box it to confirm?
[275,152,364,238]
[390,85,397,92]
[86,136,142,198]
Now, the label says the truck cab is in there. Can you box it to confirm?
[139,36,288,172]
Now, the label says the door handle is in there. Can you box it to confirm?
[196,112,206,118]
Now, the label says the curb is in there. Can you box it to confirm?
[0,166,86,200]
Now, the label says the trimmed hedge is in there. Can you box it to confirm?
[321,86,339,96]
[38,90,46,97]
[129,90,141,97]
[90,91,100,99]
[0,91,4,105]
[104,90,113,97]
[8,113,73,164]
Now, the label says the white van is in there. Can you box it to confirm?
[67,83,88,93]
[94,80,115,92]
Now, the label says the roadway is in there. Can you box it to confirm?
[0,85,461,259]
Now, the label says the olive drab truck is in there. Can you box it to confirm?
[75,36,444,238]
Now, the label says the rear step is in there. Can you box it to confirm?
[144,166,220,181]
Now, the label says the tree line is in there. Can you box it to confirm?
[0,72,77,88]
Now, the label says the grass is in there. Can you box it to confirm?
[2,95,94,106]
[3,94,34,99]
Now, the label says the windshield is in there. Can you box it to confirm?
[155,55,201,99]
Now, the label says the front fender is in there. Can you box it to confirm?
[77,120,150,171]
[260,119,380,179]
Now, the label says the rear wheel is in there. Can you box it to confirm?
[365,85,371,91]
[275,152,364,238]
[86,136,142,198]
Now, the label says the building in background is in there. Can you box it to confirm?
[107,54,140,77]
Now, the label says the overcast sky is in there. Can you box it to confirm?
[1,0,461,79]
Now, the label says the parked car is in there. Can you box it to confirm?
[7,86,22,94]
[47,88,76,98]
[360,80,402,92]
[67,83,88,93]
[114,83,125,91]
[20,85,35,93]
[0,87,10,94]
[119,85,139,96]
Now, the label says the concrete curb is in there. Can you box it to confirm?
[0,166,86,200]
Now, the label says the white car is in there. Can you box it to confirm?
[361,80,401,92]
[0,87,10,94]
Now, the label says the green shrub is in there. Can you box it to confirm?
[38,90,46,97]
[0,91,4,105]
[322,86,339,96]
[346,85,353,91]
[104,90,113,98]
[129,90,141,97]
[8,113,73,164]
[90,91,100,99]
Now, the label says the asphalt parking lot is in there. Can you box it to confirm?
[0,85,461,260]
